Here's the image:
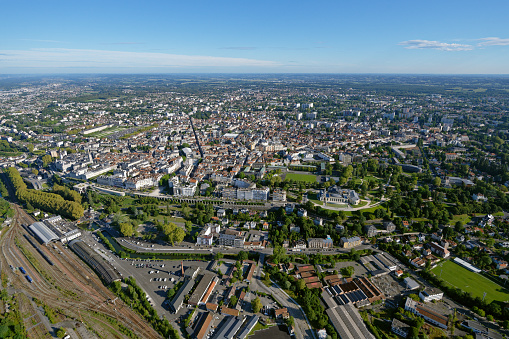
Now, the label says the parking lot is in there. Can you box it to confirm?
[334,261,368,278]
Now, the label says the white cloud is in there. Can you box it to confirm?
[0,48,278,69]
[220,47,257,50]
[19,39,66,43]
[399,40,473,51]
[478,37,509,46]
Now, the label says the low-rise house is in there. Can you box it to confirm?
[297,208,307,217]
[274,308,290,319]
[293,240,307,249]
[365,225,378,238]
[410,257,426,268]
[429,242,450,258]
[391,318,410,338]
[473,193,488,202]
[431,233,442,242]
[383,221,396,233]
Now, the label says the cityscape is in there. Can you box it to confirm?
[0,74,509,339]
[2,0,509,338]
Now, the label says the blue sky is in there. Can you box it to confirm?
[1,0,508,74]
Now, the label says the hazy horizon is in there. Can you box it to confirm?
[2,0,509,74]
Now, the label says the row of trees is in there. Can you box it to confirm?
[265,264,338,338]
[110,277,179,338]
[53,183,82,203]
[6,167,84,220]
[419,269,506,321]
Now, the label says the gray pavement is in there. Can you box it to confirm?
[250,254,316,339]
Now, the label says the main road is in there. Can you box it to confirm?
[250,254,316,339]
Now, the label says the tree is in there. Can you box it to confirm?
[185,220,193,233]
[215,252,224,260]
[56,328,66,338]
[42,154,53,167]
[161,222,186,245]
[296,279,306,291]
[31,169,39,176]
[480,255,492,268]
[252,297,262,313]
[263,272,270,285]
[272,246,287,264]
[409,326,420,339]
[433,177,441,187]
[119,223,134,237]
[454,221,464,233]
[350,248,360,261]
[340,266,355,277]
[230,295,238,307]
[238,251,248,262]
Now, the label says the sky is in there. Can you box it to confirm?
[1,0,509,74]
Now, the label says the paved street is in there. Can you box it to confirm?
[250,254,316,339]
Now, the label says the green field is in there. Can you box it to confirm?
[307,193,323,205]
[450,214,472,225]
[355,200,369,208]
[432,260,509,303]
[285,173,317,183]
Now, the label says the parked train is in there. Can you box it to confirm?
[23,234,54,266]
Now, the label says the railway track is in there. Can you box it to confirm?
[1,204,161,338]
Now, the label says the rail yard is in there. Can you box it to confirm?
[0,204,161,338]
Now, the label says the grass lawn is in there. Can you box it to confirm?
[151,215,186,224]
[248,322,272,336]
[356,200,369,208]
[343,203,388,216]
[364,175,380,184]
[307,192,323,206]
[310,199,323,206]
[351,178,362,186]
[285,172,317,183]
[327,203,348,208]
[119,197,136,208]
[432,260,509,303]
[450,214,471,225]
[412,218,430,222]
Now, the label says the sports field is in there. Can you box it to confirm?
[432,260,509,303]
[89,126,126,138]
[285,172,317,183]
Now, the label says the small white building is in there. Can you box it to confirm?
[61,229,82,244]
[419,288,444,303]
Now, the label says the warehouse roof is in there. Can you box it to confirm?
[326,304,375,339]
[29,222,59,244]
